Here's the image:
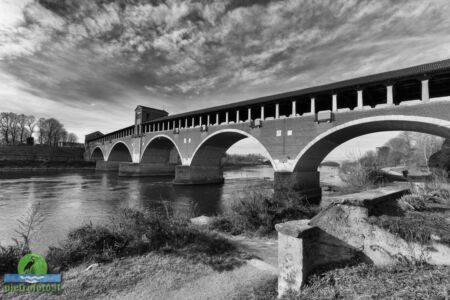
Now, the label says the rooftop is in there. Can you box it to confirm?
[148,58,450,123]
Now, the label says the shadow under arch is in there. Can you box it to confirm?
[107,141,132,162]
[141,134,182,165]
[189,129,276,169]
[90,147,105,161]
[292,115,450,172]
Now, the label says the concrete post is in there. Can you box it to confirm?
[178,119,181,129]
[225,112,229,124]
[207,115,210,126]
[276,220,314,297]
[173,120,175,129]
[185,118,188,128]
[261,105,265,120]
[275,103,280,119]
[332,94,337,112]
[387,85,393,105]
[422,79,430,102]
[157,123,160,131]
[248,108,251,121]
[292,100,296,117]
[216,113,219,125]
[199,116,202,126]
[236,110,240,122]
[167,121,170,130]
[357,90,363,109]
[310,98,316,114]
[192,117,195,128]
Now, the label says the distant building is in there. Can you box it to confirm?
[85,131,104,143]
[135,106,168,125]
[135,106,168,135]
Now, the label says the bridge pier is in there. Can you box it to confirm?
[95,160,120,171]
[173,165,224,185]
[274,171,322,204]
[118,162,176,177]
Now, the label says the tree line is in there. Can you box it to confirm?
[342,132,444,171]
[0,112,78,146]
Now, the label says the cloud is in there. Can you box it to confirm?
[1,0,450,140]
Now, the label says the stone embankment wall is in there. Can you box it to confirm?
[0,145,84,162]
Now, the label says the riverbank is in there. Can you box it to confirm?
[0,250,276,300]
[0,160,95,172]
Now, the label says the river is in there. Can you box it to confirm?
[0,166,275,253]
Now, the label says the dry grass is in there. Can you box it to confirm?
[240,263,450,300]
[209,189,320,236]
[45,208,250,273]
[369,170,450,246]
[1,252,275,300]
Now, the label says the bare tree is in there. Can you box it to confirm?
[26,115,36,138]
[17,114,28,143]
[0,112,11,144]
[67,132,78,143]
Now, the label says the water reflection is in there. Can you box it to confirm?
[0,165,273,253]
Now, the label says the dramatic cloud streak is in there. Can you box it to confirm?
[1,0,450,144]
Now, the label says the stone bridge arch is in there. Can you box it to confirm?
[106,141,133,162]
[281,115,450,201]
[90,147,105,161]
[175,129,275,184]
[118,135,183,177]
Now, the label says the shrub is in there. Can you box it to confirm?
[338,160,387,194]
[46,223,128,271]
[46,208,247,272]
[0,245,29,276]
[210,190,320,236]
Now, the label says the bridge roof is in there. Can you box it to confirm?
[148,58,450,123]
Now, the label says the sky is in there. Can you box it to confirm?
[1,0,450,160]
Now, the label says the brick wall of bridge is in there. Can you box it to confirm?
[86,100,450,172]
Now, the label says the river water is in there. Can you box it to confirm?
[0,166,275,253]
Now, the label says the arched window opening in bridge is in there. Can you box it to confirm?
[393,79,421,105]
[315,94,333,113]
[336,90,358,111]
[294,96,310,116]
[218,111,227,125]
[250,105,261,121]
[264,103,276,120]
[228,109,237,124]
[279,100,291,118]
[362,84,387,108]
[429,73,450,100]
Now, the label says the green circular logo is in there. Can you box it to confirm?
[17,253,48,275]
